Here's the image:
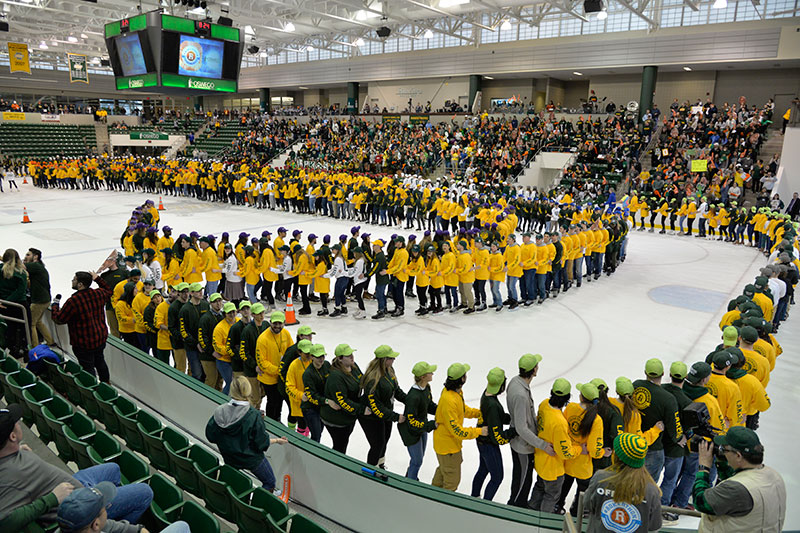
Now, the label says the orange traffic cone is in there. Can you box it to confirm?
[22,175,28,184]
[158,196,165,210]
[284,290,299,326]
[21,207,31,224]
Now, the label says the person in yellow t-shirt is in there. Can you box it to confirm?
[504,234,522,309]
[212,301,237,395]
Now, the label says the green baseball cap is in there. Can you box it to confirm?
[616,376,634,396]
[576,382,599,401]
[374,345,399,359]
[713,426,761,453]
[176,282,190,291]
[270,311,285,323]
[297,339,313,353]
[238,300,252,310]
[725,346,744,366]
[712,350,733,369]
[447,362,471,380]
[188,282,203,292]
[552,378,571,396]
[222,302,236,313]
[722,326,739,347]
[411,361,437,377]
[297,325,315,335]
[334,343,355,357]
[149,289,161,299]
[251,303,266,315]
[686,361,711,384]
[645,358,664,377]
[310,344,326,358]
[669,361,688,380]
[209,292,223,302]
[590,378,608,391]
[486,367,506,395]
[740,325,759,344]
[519,353,542,371]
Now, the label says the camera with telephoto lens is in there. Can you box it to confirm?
[683,403,725,458]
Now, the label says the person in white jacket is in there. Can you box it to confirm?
[350,247,368,319]
[696,197,709,238]
[327,244,351,317]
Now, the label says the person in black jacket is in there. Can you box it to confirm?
[320,343,363,453]
[359,345,407,467]
[398,361,438,480]
[205,376,287,490]
[471,367,517,501]
[301,344,330,443]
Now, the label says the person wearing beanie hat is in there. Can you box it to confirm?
[585,433,662,532]
[206,377,289,492]
[399,362,438,481]
[432,363,487,491]
[320,343,364,454]
[471,368,517,501]
[632,358,683,483]
[285,339,314,437]
[708,351,744,428]
[198,292,225,392]
[210,300,237,394]
[556,382,604,515]
[360,345,406,467]
[301,343,330,443]
[529,378,581,513]
[178,279,210,381]
[254,309,294,422]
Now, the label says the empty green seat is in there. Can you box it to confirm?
[198,464,253,521]
[118,408,158,454]
[45,407,94,462]
[112,396,139,440]
[142,473,184,532]
[113,450,151,484]
[54,360,83,395]
[72,371,100,418]
[0,355,21,397]
[145,425,187,472]
[171,500,220,533]
[63,416,100,470]
[37,395,72,442]
[167,443,218,495]
[234,487,289,533]
[5,368,36,406]
[93,383,121,432]
[87,429,123,466]
[21,382,54,436]
[284,514,327,533]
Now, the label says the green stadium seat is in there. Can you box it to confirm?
[145,425,188,472]
[21,381,54,435]
[6,368,37,407]
[0,355,22,397]
[267,514,289,533]
[197,464,253,521]
[113,450,151,484]
[40,358,61,386]
[284,514,327,533]
[172,500,220,533]
[111,396,139,439]
[44,406,93,462]
[142,473,184,532]
[87,429,123,466]
[93,383,121,432]
[118,407,157,454]
[233,487,289,533]
[167,443,218,495]
[64,417,100,470]
[37,394,72,443]
[54,360,83,395]
[71,371,100,417]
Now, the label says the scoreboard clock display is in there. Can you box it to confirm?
[195,20,211,36]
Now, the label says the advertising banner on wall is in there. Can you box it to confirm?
[68,53,89,83]
[41,114,61,122]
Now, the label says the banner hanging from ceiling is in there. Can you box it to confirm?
[8,43,31,74]
[68,53,89,83]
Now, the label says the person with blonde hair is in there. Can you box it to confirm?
[0,248,29,358]
[206,376,288,491]
[359,345,407,467]
[584,433,663,532]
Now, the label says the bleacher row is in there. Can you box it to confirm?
[191,122,252,157]
[0,351,327,533]
[0,124,97,159]
[109,119,206,136]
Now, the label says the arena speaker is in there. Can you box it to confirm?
[100,58,110,67]
[584,0,603,13]
[247,45,260,54]
[0,21,8,32]
[217,16,233,26]
[376,26,391,38]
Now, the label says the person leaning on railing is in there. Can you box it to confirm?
[693,427,786,532]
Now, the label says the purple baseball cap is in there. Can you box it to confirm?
[278,227,287,233]
[323,235,331,244]
[222,232,229,238]
[262,230,272,237]
[351,226,361,234]
[424,230,431,236]
[308,234,318,240]
[409,234,417,241]
[361,233,371,240]
[163,226,172,232]
[239,232,250,238]
[339,234,347,241]
[292,229,303,237]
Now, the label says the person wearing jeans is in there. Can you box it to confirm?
[179,282,209,381]
[212,302,238,395]
[205,377,288,491]
[399,361,438,480]
[488,243,506,311]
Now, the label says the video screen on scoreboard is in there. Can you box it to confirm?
[178,35,223,79]
[115,33,148,77]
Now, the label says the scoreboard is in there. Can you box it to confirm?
[105,13,244,94]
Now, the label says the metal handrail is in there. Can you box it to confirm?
[0,298,32,351]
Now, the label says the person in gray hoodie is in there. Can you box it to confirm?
[505,354,555,508]
[205,376,287,491]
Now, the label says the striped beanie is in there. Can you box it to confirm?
[613,433,648,468]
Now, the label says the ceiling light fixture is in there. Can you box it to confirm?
[354,37,365,46]
[67,35,78,42]
[298,86,309,90]
[439,0,469,7]
[597,10,607,19]
[500,20,511,31]
[712,0,727,8]
[284,22,295,32]
[683,66,692,71]
[39,41,48,49]
[483,76,494,80]
[424,29,433,39]
[573,71,583,76]
[306,45,315,52]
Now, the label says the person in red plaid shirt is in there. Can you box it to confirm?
[51,254,117,383]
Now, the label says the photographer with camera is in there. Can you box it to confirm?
[693,426,786,532]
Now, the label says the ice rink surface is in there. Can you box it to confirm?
[2,184,798,530]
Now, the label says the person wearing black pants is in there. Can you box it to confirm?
[320,343,362,454]
[358,345,406,467]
